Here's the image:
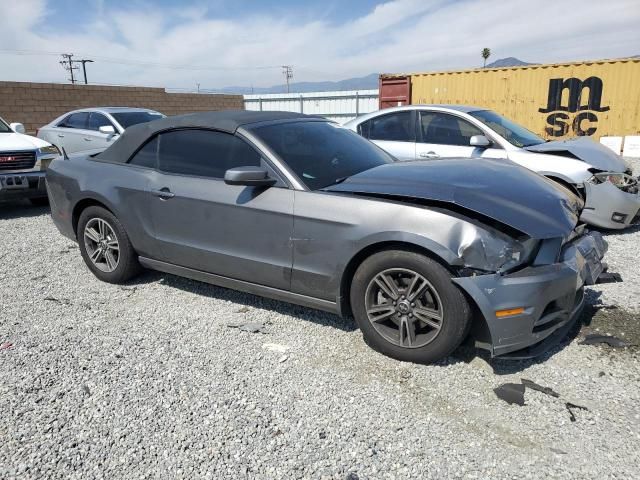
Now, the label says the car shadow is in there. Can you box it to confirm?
[127,269,358,333]
[0,200,50,220]
[127,270,606,364]
[126,269,606,366]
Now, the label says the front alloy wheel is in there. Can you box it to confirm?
[365,268,444,348]
[350,250,471,364]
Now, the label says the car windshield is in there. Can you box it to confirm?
[250,120,393,190]
[469,110,545,148]
[111,111,164,129]
[0,117,11,133]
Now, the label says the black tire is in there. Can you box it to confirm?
[77,206,141,284]
[350,250,471,364]
[29,197,49,206]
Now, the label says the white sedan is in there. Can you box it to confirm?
[344,105,640,229]
[37,107,164,154]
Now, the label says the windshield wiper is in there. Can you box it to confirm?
[331,175,351,185]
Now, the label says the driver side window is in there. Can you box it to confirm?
[420,112,483,146]
[157,129,261,179]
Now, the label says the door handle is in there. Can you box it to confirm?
[151,188,175,199]
[83,137,92,141]
[419,151,440,159]
[57,134,65,138]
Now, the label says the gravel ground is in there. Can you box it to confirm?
[1,193,640,479]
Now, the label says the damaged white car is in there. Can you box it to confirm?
[345,106,640,229]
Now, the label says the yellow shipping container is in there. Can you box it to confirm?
[388,58,640,141]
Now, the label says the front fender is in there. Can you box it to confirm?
[509,151,592,183]
[352,230,462,267]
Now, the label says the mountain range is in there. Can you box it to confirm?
[214,57,550,94]
[216,73,380,95]
[484,57,536,68]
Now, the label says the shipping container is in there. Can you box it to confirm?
[380,58,640,141]
[378,76,410,108]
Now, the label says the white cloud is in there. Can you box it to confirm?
[0,0,638,89]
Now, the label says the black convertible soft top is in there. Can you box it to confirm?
[97,110,319,163]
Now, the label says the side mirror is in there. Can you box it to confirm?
[99,125,117,135]
[10,123,26,134]
[470,135,491,148]
[224,166,277,187]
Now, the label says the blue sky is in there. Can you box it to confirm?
[44,0,382,29]
[1,0,639,89]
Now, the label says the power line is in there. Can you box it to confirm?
[1,49,61,57]
[0,48,282,72]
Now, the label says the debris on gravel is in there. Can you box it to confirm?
[2,201,640,479]
[565,402,590,423]
[521,379,560,398]
[262,343,290,354]
[226,320,269,333]
[493,383,526,406]
[494,379,590,424]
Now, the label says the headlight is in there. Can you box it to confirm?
[456,224,539,273]
[38,145,61,156]
[588,172,636,188]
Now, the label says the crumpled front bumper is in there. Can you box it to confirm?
[581,180,640,229]
[453,231,608,359]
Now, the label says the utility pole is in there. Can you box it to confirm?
[281,65,293,93]
[73,59,94,84]
[60,53,78,84]
[60,55,94,84]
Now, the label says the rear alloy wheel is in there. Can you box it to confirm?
[350,250,471,364]
[77,206,141,284]
[84,218,120,273]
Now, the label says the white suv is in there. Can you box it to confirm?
[0,117,60,205]
[38,107,164,154]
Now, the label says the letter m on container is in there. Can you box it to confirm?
[539,77,610,137]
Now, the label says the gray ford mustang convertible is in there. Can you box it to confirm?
[46,111,608,363]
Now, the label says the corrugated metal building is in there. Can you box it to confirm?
[380,58,640,142]
[244,90,379,123]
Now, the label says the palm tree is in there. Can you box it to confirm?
[481,48,491,67]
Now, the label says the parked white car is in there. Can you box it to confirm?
[345,105,640,229]
[0,117,60,204]
[37,107,164,154]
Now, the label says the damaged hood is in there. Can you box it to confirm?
[325,159,581,239]
[524,137,628,172]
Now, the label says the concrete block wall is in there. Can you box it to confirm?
[0,82,244,134]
